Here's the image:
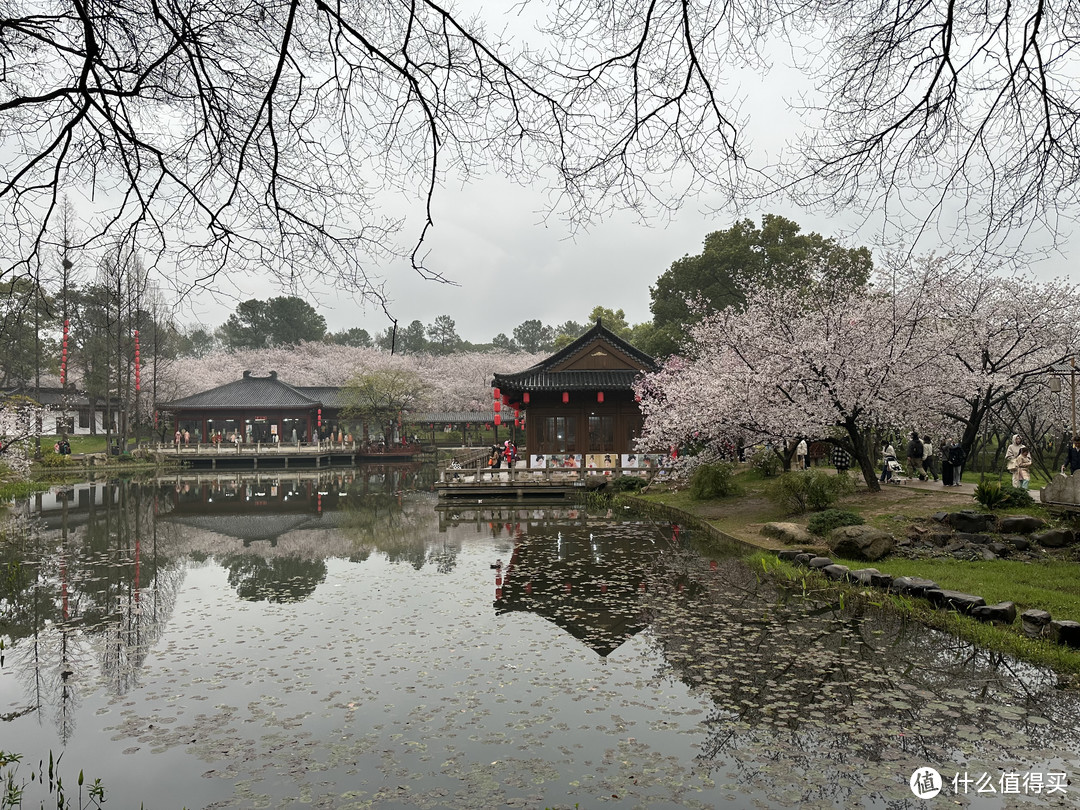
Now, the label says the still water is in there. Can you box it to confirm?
[2,470,1079,809]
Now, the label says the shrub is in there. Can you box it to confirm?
[747,445,783,477]
[999,482,1035,508]
[688,461,739,500]
[37,452,72,469]
[974,480,1009,509]
[807,508,864,537]
[609,475,646,493]
[768,469,855,514]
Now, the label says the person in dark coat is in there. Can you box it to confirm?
[943,440,966,486]
[1067,437,1080,474]
[832,445,851,474]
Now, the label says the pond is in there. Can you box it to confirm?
[1,470,1079,809]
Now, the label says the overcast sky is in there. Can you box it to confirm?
[168,2,1080,346]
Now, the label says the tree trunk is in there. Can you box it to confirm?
[844,418,881,493]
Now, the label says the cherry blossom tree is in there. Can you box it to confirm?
[902,261,1080,458]
[635,259,975,491]
[0,398,53,478]
[157,344,543,414]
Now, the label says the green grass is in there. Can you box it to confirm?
[749,552,1080,684]
[39,434,109,454]
[833,556,1080,620]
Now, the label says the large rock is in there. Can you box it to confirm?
[849,568,893,588]
[1040,473,1080,506]
[822,564,850,581]
[1032,528,1075,548]
[761,522,815,546]
[997,515,1047,534]
[1021,609,1052,638]
[1049,620,1080,648]
[944,511,996,533]
[924,589,987,614]
[891,576,939,596]
[971,602,1017,625]
[776,549,804,561]
[808,556,833,569]
[826,525,896,561]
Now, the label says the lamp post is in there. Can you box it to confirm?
[1049,357,1077,440]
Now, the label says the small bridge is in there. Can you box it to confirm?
[435,463,661,500]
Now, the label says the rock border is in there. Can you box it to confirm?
[776,548,1080,649]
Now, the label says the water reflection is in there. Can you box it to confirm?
[2,477,1079,809]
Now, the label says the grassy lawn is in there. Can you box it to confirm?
[832,556,1080,619]
[39,434,110,454]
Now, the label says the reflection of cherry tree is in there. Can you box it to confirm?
[641,551,1080,807]
[159,345,543,412]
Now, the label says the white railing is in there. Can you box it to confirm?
[439,464,661,485]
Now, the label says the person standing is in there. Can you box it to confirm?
[905,431,925,480]
[921,436,940,482]
[880,440,896,482]
[1004,433,1023,475]
[944,440,966,486]
[795,438,809,470]
[1013,445,1033,489]
[832,444,851,474]
[1068,437,1080,474]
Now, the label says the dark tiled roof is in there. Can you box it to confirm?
[294,386,350,409]
[406,411,499,423]
[492,321,658,392]
[491,369,644,391]
[1,386,101,408]
[160,373,322,410]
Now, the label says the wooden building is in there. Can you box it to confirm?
[156,370,349,443]
[491,321,659,465]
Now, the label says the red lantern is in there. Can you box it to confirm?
[494,414,501,426]
[493,387,501,399]
[523,392,530,404]
[562,391,569,404]
[317,408,322,426]
[597,391,604,403]
[493,400,501,413]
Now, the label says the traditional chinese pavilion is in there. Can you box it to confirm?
[156,370,348,443]
[491,321,659,460]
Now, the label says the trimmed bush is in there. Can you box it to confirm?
[688,461,739,500]
[807,508,865,537]
[768,469,855,514]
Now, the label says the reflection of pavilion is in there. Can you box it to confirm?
[493,520,663,657]
[157,468,415,546]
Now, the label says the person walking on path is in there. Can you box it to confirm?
[1004,434,1023,475]
[1013,445,1033,489]
[921,436,940,482]
[880,440,896,483]
[795,438,809,470]
[905,432,925,480]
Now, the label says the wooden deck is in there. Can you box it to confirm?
[435,464,659,499]
[150,441,419,469]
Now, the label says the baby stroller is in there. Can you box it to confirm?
[882,454,908,484]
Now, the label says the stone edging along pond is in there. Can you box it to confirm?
[622,496,1080,652]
